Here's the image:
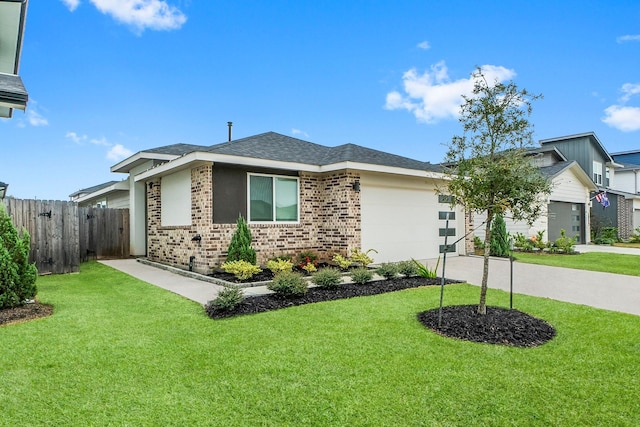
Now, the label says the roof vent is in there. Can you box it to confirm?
[227,121,233,142]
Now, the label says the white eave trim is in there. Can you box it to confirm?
[75,181,129,203]
[110,151,180,173]
[133,151,447,182]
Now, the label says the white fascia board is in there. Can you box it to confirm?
[110,152,179,173]
[75,180,129,203]
[133,152,448,182]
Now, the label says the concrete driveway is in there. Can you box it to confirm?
[440,248,640,316]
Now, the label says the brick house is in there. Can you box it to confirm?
[111,132,464,274]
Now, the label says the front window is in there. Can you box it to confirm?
[249,174,299,222]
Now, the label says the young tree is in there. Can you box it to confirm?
[490,214,510,258]
[226,214,256,264]
[443,68,551,314]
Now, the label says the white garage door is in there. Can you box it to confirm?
[360,174,457,263]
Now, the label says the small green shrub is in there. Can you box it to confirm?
[226,215,256,264]
[311,268,343,287]
[208,286,244,311]
[599,227,620,243]
[490,214,510,257]
[473,235,485,250]
[349,267,373,285]
[411,257,440,279]
[630,227,640,243]
[266,258,294,274]
[332,253,353,270]
[396,260,418,277]
[513,232,534,252]
[375,262,398,280]
[268,271,308,297]
[221,260,262,280]
[531,230,549,251]
[350,248,377,267]
[0,205,37,309]
[553,229,577,254]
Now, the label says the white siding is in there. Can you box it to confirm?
[550,169,590,204]
[107,192,129,209]
[161,168,192,227]
[615,170,639,194]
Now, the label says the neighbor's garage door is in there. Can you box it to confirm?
[548,201,585,243]
[360,174,449,263]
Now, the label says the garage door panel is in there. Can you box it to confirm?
[360,177,451,263]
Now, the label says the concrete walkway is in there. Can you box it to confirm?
[100,246,640,316]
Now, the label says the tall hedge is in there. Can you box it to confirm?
[0,204,37,308]
[226,214,256,264]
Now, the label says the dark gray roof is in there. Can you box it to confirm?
[539,161,577,179]
[69,181,120,198]
[144,143,207,156]
[204,132,435,172]
[619,162,640,170]
[0,73,28,105]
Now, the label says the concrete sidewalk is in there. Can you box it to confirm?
[100,250,640,316]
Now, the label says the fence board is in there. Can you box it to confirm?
[2,199,129,274]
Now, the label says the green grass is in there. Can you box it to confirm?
[514,251,640,276]
[1,261,639,426]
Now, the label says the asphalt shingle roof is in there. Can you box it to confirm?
[69,181,120,198]
[539,161,575,179]
[204,132,436,172]
[144,143,207,156]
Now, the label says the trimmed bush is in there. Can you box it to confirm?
[396,260,418,277]
[268,271,308,297]
[350,248,377,267]
[0,205,37,309]
[266,258,294,274]
[311,268,343,288]
[208,286,244,311]
[227,215,256,264]
[349,267,373,285]
[221,260,262,281]
[331,253,352,270]
[375,263,398,280]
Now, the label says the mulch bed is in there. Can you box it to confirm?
[417,305,556,348]
[0,302,54,326]
[206,276,459,318]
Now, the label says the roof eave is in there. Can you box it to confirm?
[75,181,129,203]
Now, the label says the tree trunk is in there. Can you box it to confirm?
[478,214,493,315]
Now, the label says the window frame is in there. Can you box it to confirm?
[247,172,300,224]
[593,161,603,185]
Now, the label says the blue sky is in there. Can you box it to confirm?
[2,0,640,200]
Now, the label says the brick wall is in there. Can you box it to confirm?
[617,195,633,240]
[146,165,361,273]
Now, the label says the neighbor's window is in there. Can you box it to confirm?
[249,173,299,222]
[438,194,455,204]
[593,161,603,185]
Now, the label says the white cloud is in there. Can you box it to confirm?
[89,0,187,32]
[385,61,516,123]
[61,0,80,11]
[27,109,49,127]
[107,144,134,161]
[90,136,111,146]
[602,106,640,132]
[602,82,640,132]
[620,83,640,102]
[417,40,431,50]
[616,35,640,43]
[291,128,309,138]
[65,131,88,143]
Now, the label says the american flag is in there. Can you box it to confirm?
[595,191,610,208]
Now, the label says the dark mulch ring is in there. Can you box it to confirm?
[206,277,461,319]
[417,305,556,348]
[0,302,54,326]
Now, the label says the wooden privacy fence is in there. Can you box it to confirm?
[2,198,130,275]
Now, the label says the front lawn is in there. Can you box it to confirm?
[514,251,640,276]
[1,262,639,425]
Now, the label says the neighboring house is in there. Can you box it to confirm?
[608,158,640,234]
[472,145,596,245]
[539,132,640,239]
[109,132,464,273]
[70,181,129,208]
[612,149,640,167]
[0,0,29,118]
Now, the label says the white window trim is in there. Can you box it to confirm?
[593,161,603,185]
[247,172,300,224]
